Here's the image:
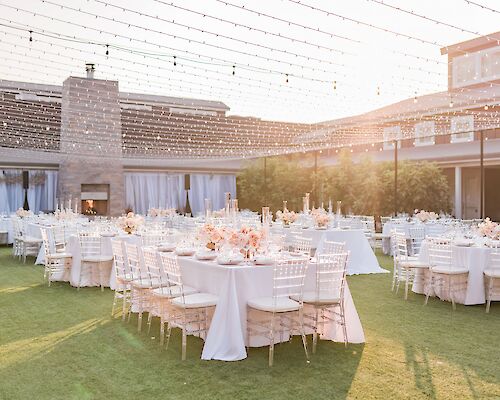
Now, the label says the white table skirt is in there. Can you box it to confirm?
[115,256,365,361]
[415,240,498,305]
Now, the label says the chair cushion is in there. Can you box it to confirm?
[171,292,218,308]
[400,260,429,269]
[151,285,198,298]
[484,269,500,278]
[247,296,300,313]
[47,253,72,259]
[291,291,341,305]
[82,255,113,263]
[22,236,43,244]
[431,266,468,275]
[131,277,165,289]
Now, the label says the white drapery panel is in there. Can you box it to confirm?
[124,172,236,215]
[189,174,237,215]
[0,169,58,213]
[124,172,186,215]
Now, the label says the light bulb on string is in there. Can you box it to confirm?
[105,44,109,58]
[232,65,235,76]
[333,80,337,90]
[173,56,177,66]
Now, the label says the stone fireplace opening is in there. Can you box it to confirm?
[81,184,110,216]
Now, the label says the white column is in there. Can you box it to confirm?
[454,166,462,219]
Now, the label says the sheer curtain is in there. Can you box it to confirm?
[124,172,186,214]
[0,169,58,214]
[124,172,236,215]
[189,174,237,216]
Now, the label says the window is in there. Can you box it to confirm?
[450,115,474,143]
[383,126,401,150]
[414,121,435,146]
[452,45,500,88]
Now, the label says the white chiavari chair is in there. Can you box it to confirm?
[484,242,500,313]
[297,252,349,353]
[140,230,166,247]
[161,253,217,359]
[111,240,132,320]
[78,231,113,291]
[247,257,310,367]
[424,237,468,309]
[394,232,429,300]
[40,227,72,286]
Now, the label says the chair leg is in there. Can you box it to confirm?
[181,328,187,360]
[165,323,172,351]
[404,273,410,300]
[160,319,165,346]
[299,310,309,364]
[269,314,275,367]
[312,308,319,354]
[122,289,128,321]
[138,311,143,332]
[147,312,153,334]
[111,292,117,317]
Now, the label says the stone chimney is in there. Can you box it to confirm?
[58,74,124,216]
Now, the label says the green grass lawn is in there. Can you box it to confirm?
[0,246,499,400]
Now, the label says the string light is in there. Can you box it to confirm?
[29,30,32,42]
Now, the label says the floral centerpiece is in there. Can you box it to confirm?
[313,212,330,228]
[477,218,500,240]
[275,210,298,226]
[117,212,144,234]
[414,209,438,223]
[196,223,225,250]
[228,225,266,258]
[148,207,177,217]
[16,208,32,218]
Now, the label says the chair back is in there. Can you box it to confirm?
[78,231,102,258]
[112,240,129,280]
[408,225,425,255]
[141,231,165,247]
[143,246,162,283]
[314,252,348,304]
[320,240,345,255]
[428,237,452,269]
[395,232,410,261]
[489,242,500,271]
[272,257,309,307]
[125,243,145,283]
[40,227,53,259]
[292,235,312,257]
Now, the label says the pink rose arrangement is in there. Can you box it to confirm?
[148,207,176,217]
[477,218,500,240]
[313,213,330,227]
[275,210,298,225]
[117,212,144,234]
[414,210,438,223]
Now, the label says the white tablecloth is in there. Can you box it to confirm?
[415,240,496,305]
[382,221,449,255]
[280,227,386,275]
[0,217,13,244]
[65,234,140,288]
[115,256,365,361]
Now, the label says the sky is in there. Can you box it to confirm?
[0,0,498,123]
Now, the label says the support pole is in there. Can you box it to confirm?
[263,157,267,206]
[314,151,318,207]
[480,130,484,219]
[394,140,398,216]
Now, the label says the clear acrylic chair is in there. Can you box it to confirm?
[424,237,468,309]
[394,232,429,300]
[111,240,132,320]
[78,231,113,291]
[160,253,217,360]
[247,257,310,367]
[297,252,349,353]
[40,227,72,286]
[148,251,198,346]
[126,243,162,332]
[484,242,500,313]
